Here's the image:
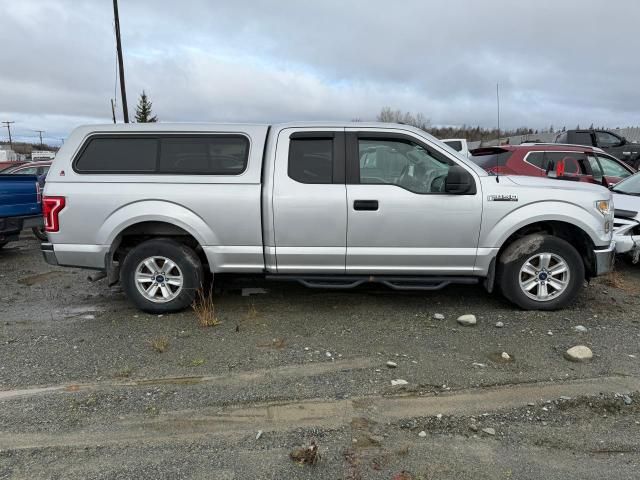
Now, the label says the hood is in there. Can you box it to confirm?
[505,175,610,195]
[612,192,640,219]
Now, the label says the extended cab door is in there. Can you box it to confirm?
[344,128,482,274]
[271,129,347,273]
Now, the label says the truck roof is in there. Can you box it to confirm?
[69,121,413,133]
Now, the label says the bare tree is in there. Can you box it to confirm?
[376,107,430,130]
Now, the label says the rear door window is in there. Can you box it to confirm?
[545,152,589,175]
[288,138,333,184]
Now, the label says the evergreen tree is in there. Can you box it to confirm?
[134,90,158,123]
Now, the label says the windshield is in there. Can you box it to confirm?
[612,172,640,195]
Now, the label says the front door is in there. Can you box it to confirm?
[345,129,482,274]
[272,129,347,273]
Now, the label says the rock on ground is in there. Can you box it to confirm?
[564,345,593,362]
[457,314,477,326]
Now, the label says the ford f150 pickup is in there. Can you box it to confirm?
[41,123,615,312]
[0,174,43,248]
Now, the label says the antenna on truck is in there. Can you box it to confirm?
[495,82,500,183]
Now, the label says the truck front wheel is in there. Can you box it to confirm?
[121,238,203,313]
[498,234,584,310]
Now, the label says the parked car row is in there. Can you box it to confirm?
[467,141,640,267]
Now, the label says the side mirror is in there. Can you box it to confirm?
[620,137,627,146]
[445,165,475,194]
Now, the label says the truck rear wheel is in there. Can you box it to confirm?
[498,234,584,310]
[121,238,203,313]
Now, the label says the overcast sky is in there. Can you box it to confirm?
[1,0,639,145]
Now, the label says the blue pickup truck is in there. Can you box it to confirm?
[0,174,43,249]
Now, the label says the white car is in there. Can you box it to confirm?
[441,138,470,158]
[610,172,640,262]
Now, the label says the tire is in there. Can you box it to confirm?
[120,238,204,313]
[32,227,48,241]
[498,234,584,311]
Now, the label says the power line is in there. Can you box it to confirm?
[2,121,15,149]
[113,0,129,123]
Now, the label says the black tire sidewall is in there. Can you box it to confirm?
[121,239,203,313]
[499,235,584,310]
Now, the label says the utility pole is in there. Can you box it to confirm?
[34,130,44,149]
[2,121,14,149]
[113,0,129,123]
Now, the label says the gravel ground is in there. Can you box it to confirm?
[1,235,640,479]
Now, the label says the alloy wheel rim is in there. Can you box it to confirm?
[134,256,183,303]
[518,252,570,302]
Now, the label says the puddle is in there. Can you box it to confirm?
[60,305,106,318]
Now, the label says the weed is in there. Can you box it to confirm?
[114,366,133,378]
[290,440,321,465]
[151,336,169,353]
[190,358,205,367]
[246,303,259,319]
[192,289,221,327]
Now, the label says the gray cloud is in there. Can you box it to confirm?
[1,0,639,144]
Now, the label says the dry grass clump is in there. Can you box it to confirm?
[150,336,169,353]
[192,289,221,327]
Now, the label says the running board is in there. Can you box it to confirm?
[265,275,480,291]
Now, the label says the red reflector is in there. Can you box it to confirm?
[35,182,42,204]
[42,196,66,232]
[556,160,565,177]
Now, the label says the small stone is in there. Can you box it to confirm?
[472,362,487,368]
[559,396,572,401]
[527,402,535,407]
[564,345,593,362]
[495,321,504,328]
[256,430,263,440]
[433,313,445,320]
[501,352,511,360]
[547,331,553,336]
[304,347,310,351]
[391,379,408,386]
[469,424,478,432]
[574,325,588,333]
[436,414,443,420]
[325,351,332,358]
[481,427,495,436]
[629,355,637,359]
[418,431,427,437]
[457,314,477,326]
[386,361,398,368]
[623,395,633,405]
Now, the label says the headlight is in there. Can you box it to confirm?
[595,200,611,216]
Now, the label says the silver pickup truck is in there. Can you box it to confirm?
[41,122,615,313]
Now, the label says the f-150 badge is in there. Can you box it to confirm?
[488,194,518,202]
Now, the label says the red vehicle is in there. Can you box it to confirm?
[0,161,28,172]
[1,160,52,176]
[470,143,634,186]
